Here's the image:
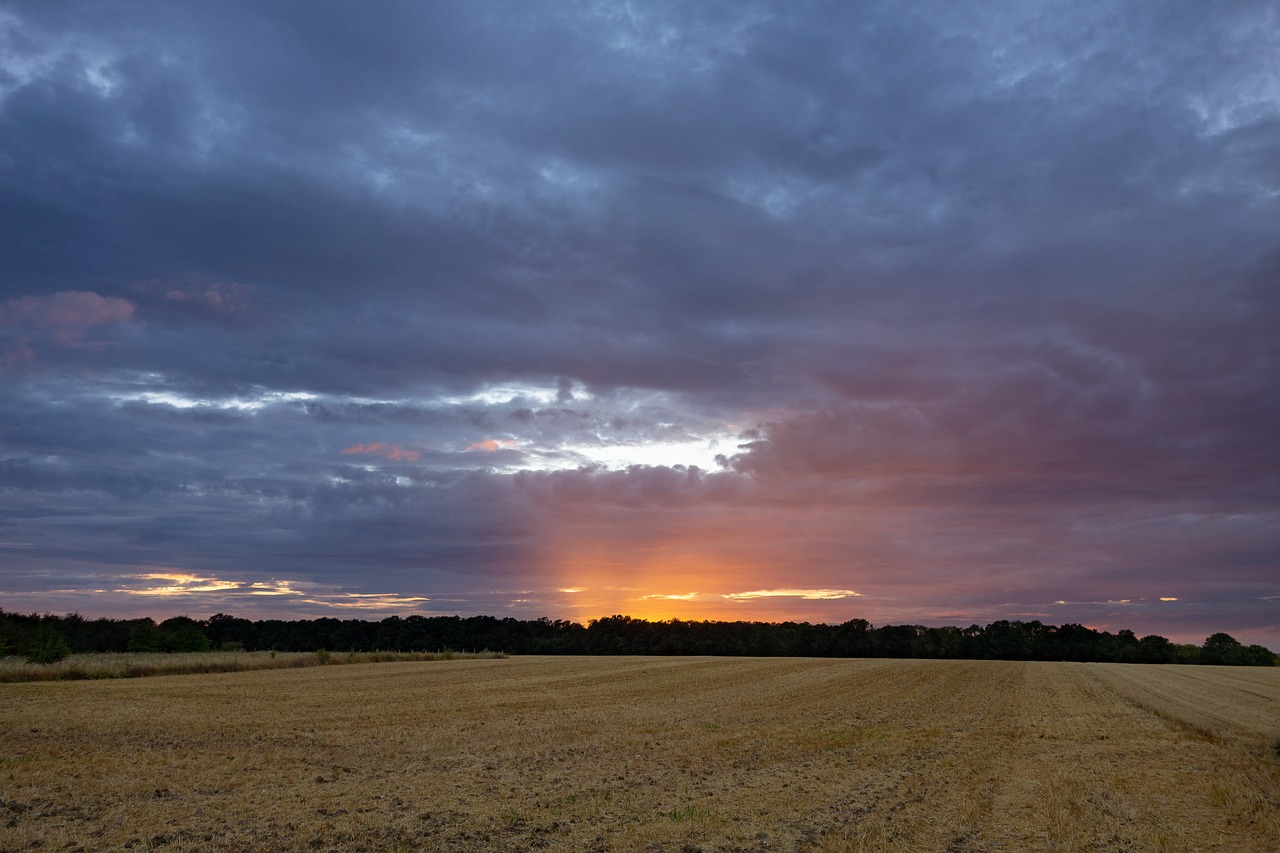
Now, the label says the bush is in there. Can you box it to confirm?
[158,616,212,652]
[127,623,160,652]
[26,625,72,664]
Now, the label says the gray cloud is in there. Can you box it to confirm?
[1,1,1276,645]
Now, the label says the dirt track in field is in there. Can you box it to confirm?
[2,657,1277,851]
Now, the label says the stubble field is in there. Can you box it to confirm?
[1,656,1277,852]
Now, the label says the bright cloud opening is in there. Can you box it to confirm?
[115,388,318,412]
[563,430,739,471]
[121,572,242,596]
[249,580,302,597]
[722,588,862,601]
[298,593,430,610]
[438,381,590,407]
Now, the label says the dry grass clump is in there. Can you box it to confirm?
[1,658,1277,851]
[0,648,504,682]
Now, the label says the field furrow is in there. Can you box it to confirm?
[1085,662,1280,744]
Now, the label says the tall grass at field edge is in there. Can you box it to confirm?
[0,649,506,683]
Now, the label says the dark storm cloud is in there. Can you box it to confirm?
[1,1,1276,643]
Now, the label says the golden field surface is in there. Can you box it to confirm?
[1,657,1277,852]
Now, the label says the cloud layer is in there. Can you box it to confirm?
[1,1,1277,646]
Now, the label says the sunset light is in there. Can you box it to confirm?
[3,5,1278,851]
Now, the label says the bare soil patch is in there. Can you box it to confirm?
[1,657,1276,851]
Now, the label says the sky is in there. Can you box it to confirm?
[1,1,1277,648]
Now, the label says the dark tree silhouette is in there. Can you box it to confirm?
[26,624,72,664]
[0,608,1275,665]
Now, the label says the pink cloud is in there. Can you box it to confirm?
[1,339,37,369]
[340,442,421,462]
[0,291,136,347]
[465,439,520,452]
[158,281,251,313]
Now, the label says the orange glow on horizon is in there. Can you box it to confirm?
[533,494,871,624]
[546,545,863,623]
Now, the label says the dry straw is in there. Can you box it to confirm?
[1,657,1277,851]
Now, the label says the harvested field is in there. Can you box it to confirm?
[1,657,1277,851]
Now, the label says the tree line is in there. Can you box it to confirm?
[0,609,1274,666]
